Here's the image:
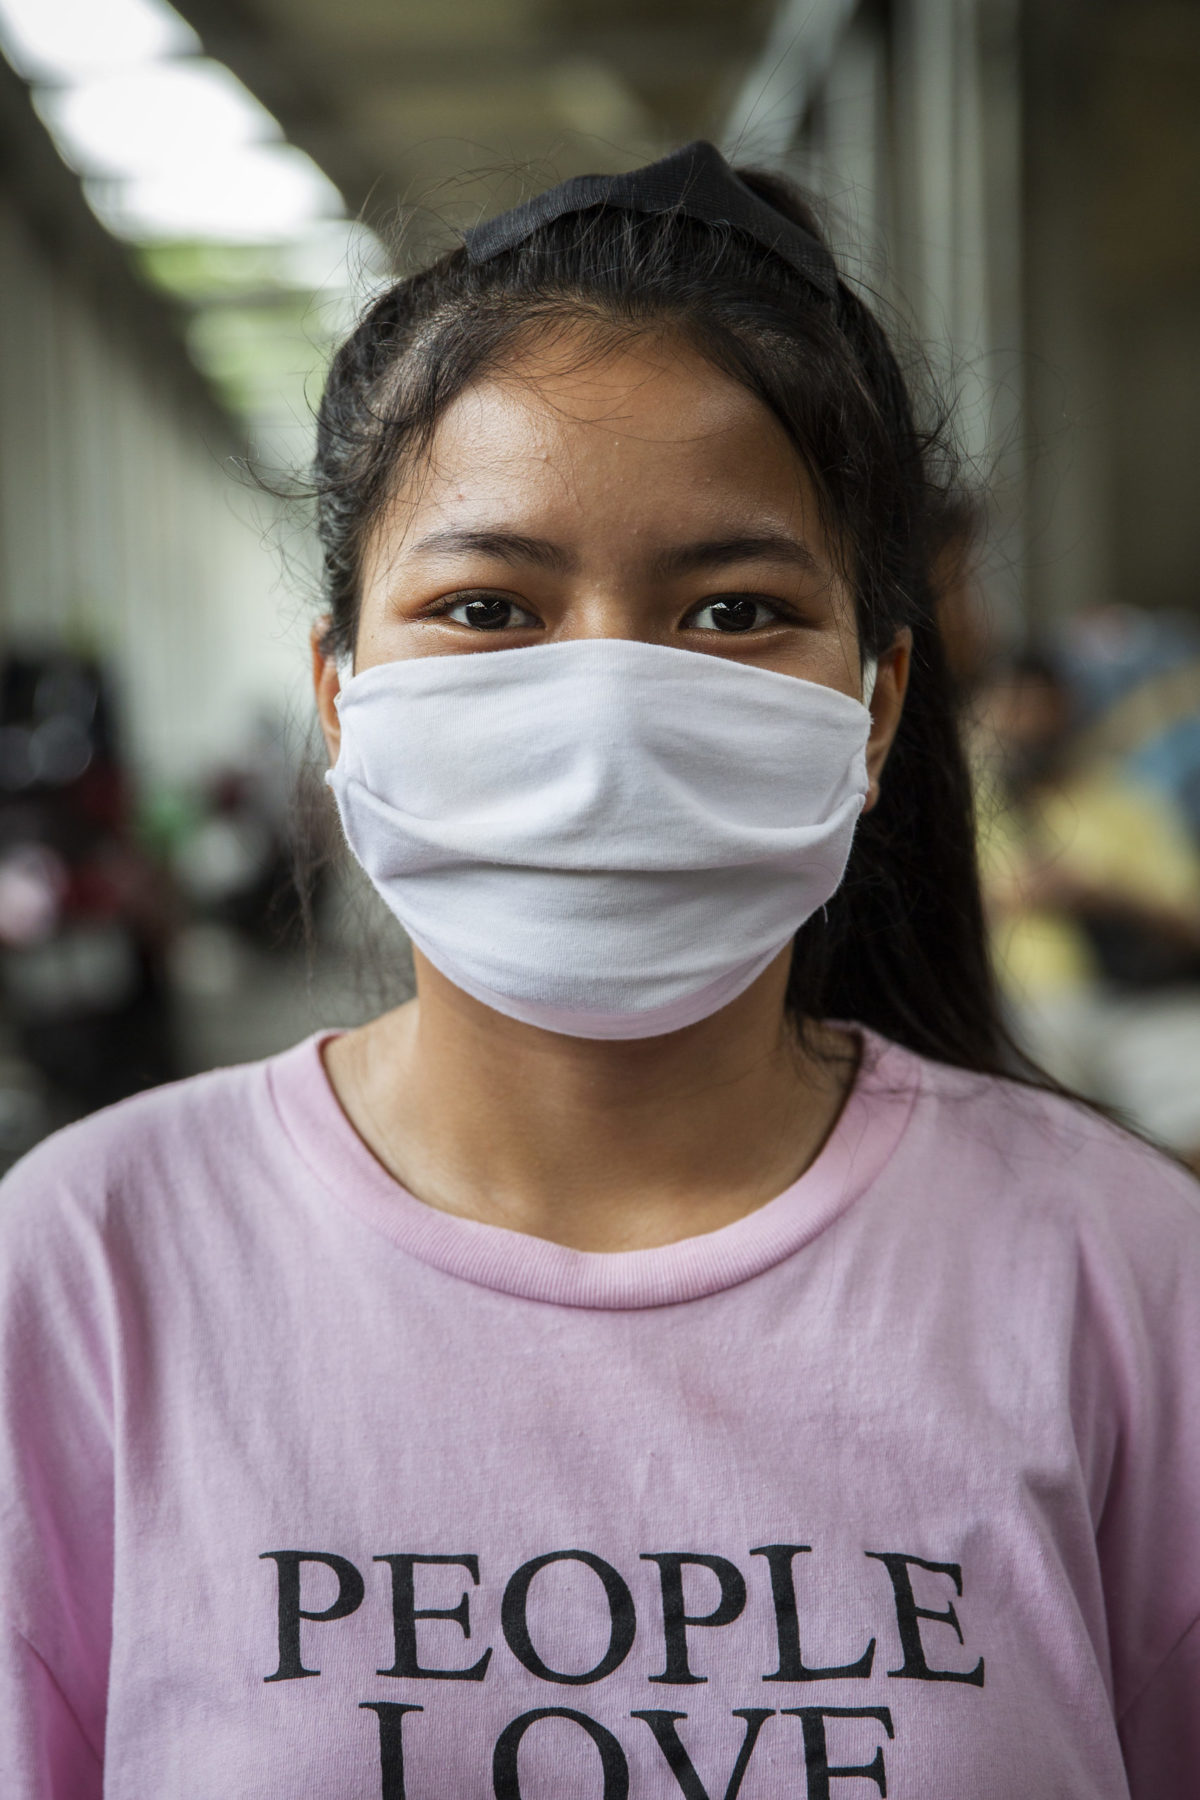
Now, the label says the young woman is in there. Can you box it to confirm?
[2,142,1197,1800]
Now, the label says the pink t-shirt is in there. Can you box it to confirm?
[2,1028,1199,1799]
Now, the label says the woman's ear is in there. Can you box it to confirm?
[863,628,911,812]
[311,620,344,765]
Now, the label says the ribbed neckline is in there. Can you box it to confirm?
[268,1026,919,1311]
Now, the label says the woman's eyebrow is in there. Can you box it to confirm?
[408,527,820,578]
[651,533,820,578]
[411,528,575,571]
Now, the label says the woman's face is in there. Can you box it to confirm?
[315,328,909,790]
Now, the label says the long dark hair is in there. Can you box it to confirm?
[310,169,1014,1078]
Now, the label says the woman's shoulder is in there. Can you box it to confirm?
[0,1035,323,1246]
[873,1028,1200,1261]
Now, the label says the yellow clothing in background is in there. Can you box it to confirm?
[979,769,1200,1002]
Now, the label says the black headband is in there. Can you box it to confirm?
[464,140,839,300]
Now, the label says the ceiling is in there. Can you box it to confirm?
[0,0,785,458]
[169,0,776,262]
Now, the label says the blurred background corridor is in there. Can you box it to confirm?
[2,0,1199,1169]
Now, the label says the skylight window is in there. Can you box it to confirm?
[85,142,343,243]
[33,59,282,179]
[0,0,389,456]
[0,0,196,84]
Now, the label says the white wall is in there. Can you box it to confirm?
[0,192,311,789]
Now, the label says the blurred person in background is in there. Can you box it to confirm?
[978,633,1200,1167]
[173,722,299,952]
[0,648,177,1159]
[1,145,1199,1799]
[1062,606,1200,846]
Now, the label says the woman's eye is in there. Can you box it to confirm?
[444,595,541,631]
[686,597,780,634]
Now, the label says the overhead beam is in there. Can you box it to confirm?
[170,0,766,226]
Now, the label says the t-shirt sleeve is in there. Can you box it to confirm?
[0,1129,116,1794]
[1069,1133,1200,1796]
[1117,1616,1200,1800]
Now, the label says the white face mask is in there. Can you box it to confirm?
[328,639,872,1039]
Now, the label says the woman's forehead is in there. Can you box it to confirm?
[438,331,782,445]
[380,338,819,551]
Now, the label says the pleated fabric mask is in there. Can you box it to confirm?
[328,638,872,1039]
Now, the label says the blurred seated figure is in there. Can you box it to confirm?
[174,764,293,947]
[1059,604,1200,845]
[977,645,1200,1166]
[0,647,178,1122]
